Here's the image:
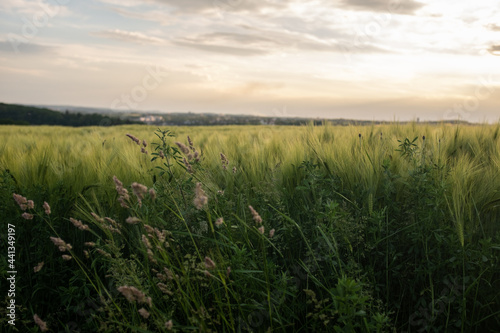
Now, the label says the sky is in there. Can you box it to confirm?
[0,0,499,122]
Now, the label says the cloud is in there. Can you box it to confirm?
[488,45,500,56]
[486,23,500,31]
[173,40,269,56]
[92,29,164,44]
[98,0,288,14]
[155,0,288,14]
[174,29,391,57]
[0,40,55,54]
[339,0,425,15]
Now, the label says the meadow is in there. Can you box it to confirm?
[1,123,499,332]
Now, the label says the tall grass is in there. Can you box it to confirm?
[1,122,499,332]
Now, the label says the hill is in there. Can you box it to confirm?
[0,103,141,126]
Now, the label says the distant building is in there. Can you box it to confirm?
[139,115,164,124]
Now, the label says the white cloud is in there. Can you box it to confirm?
[92,29,164,44]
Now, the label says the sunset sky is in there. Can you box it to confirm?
[0,0,499,122]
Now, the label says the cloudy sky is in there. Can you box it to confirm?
[0,0,499,122]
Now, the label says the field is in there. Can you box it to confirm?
[1,123,499,332]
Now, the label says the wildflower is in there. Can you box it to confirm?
[50,237,72,252]
[84,242,96,247]
[159,150,165,159]
[113,176,130,208]
[164,268,174,280]
[142,234,152,249]
[141,147,148,154]
[165,320,173,330]
[13,193,28,210]
[215,217,224,227]
[33,262,44,273]
[138,308,150,319]
[258,226,265,234]
[113,175,123,188]
[22,212,34,220]
[193,183,208,209]
[157,283,174,295]
[147,249,157,263]
[132,182,148,201]
[194,151,200,162]
[117,286,152,306]
[104,217,118,227]
[34,314,48,332]
[126,133,140,145]
[269,228,275,238]
[248,206,263,224]
[183,158,193,173]
[187,136,194,150]
[142,139,147,147]
[96,248,112,258]
[126,217,141,225]
[204,256,216,270]
[149,188,156,201]
[27,200,35,209]
[43,202,51,215]
[69,217,90,231]
[62,255,72,261]
[220,153,229,170]
[175,142,190,154]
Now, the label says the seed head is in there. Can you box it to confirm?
[43,202,51,215]
[117,286,151,306]
[126,216,141,225]
[183,158,193,173]
[215,217,224,227]
[149,188,156,201]
[132,182,148,201]
[269,229,275,238]
[165,320,173,330]
[258,226,265,234]
[27,200,35,209]
[13,193,28,210]
[175,142,190,154]
[70,217,90,231]
[194,183,208,209]
[138,308,150,319]
[33,262,44,273]
[187,136,194,150]
[62,255,72,261]
[34,314,48,332]
[50,237,72,252]
[126,133,140,145]
[142,234,152,249]
[204,256,216,270]
[22,212,34,220]
[248,205,263,224]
